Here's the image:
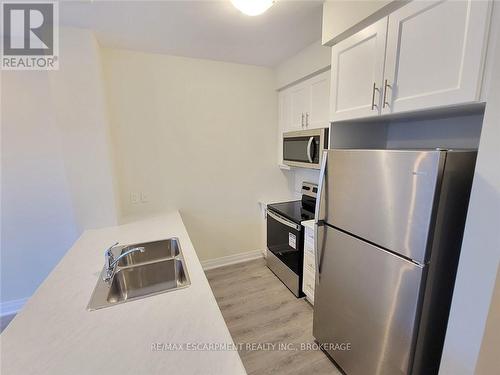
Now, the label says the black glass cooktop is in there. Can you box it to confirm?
[267,200,315,224]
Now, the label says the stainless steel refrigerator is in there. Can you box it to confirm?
[313,149,476,375]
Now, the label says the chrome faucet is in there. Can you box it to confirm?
[103,242,145,282]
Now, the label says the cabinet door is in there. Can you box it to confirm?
[307,70,331,129]
[277,90,290,164]
[290,83,310,130]
[278,89,292,131]
[330,18,388,122]
[382,0,491,115]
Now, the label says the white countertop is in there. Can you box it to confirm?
[301,219,315,229]
[0,212,246,375]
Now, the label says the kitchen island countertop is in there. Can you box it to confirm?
[1,212,246,375]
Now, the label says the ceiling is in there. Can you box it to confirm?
[60,0,323,67]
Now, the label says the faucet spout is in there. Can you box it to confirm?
[109,247,145,268]
[103,245,145,282]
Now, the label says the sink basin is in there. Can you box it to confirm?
[87,237,190,311]
[108,259,189,303]
[118,238,180,266]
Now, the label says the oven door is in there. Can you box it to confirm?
[266,209,303,296]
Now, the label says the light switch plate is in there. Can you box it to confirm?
[130,192,139,204]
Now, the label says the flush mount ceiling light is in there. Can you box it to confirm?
[231,0,275,16]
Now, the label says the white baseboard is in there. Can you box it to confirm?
[1,297,28,318]
[202,249,265,271]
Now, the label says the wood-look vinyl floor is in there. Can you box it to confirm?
[206,258,341,375]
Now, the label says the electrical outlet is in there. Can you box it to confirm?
[140,192,149,203]
[130,192,139,204]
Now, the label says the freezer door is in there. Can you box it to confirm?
[325,149,443,263]
[313,226,424,375]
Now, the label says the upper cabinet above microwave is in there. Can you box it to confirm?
[279,70,331,132]
[330,0,492,122]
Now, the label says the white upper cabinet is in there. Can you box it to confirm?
[280,70,331,132]
[277,90,291,165]
[308,70,331,129]
[329,0,492,122]
[382,0,492,115]
[290,83,310,130]
[277,70,331,166]
[278,89,292,131]
[330,18,388,122]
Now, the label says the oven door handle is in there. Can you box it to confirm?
[307,137,314,163]
[267,210,301,232]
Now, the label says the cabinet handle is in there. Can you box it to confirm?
[301,113,304,127]
[371,82,378,110]
[383,79,391,108]
[306,112,309,127]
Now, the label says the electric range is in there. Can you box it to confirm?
[266,182,317,297]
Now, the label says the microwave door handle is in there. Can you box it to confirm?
[314,150,328,283]
[307,137,314,163]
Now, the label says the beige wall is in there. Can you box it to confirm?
[101,48,292,261]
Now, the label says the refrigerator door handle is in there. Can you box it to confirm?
[314,150,328,283]
[314,222,325,283]
[315,150,328,223]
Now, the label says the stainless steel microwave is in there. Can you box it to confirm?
[283,128,329,169]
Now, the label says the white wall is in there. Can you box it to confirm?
[325,110,483,151]
[331,121,388,149]
[283,168,320,197]
[322,0,403,45]
[1,28,117,310]
[101,48,292,261]
[475,267,500,374]
[1,71,79,306]
[439,20,500,375]
[274,40,330,89]
[386,111,484,149]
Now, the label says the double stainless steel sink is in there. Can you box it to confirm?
[87,238,190,311]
